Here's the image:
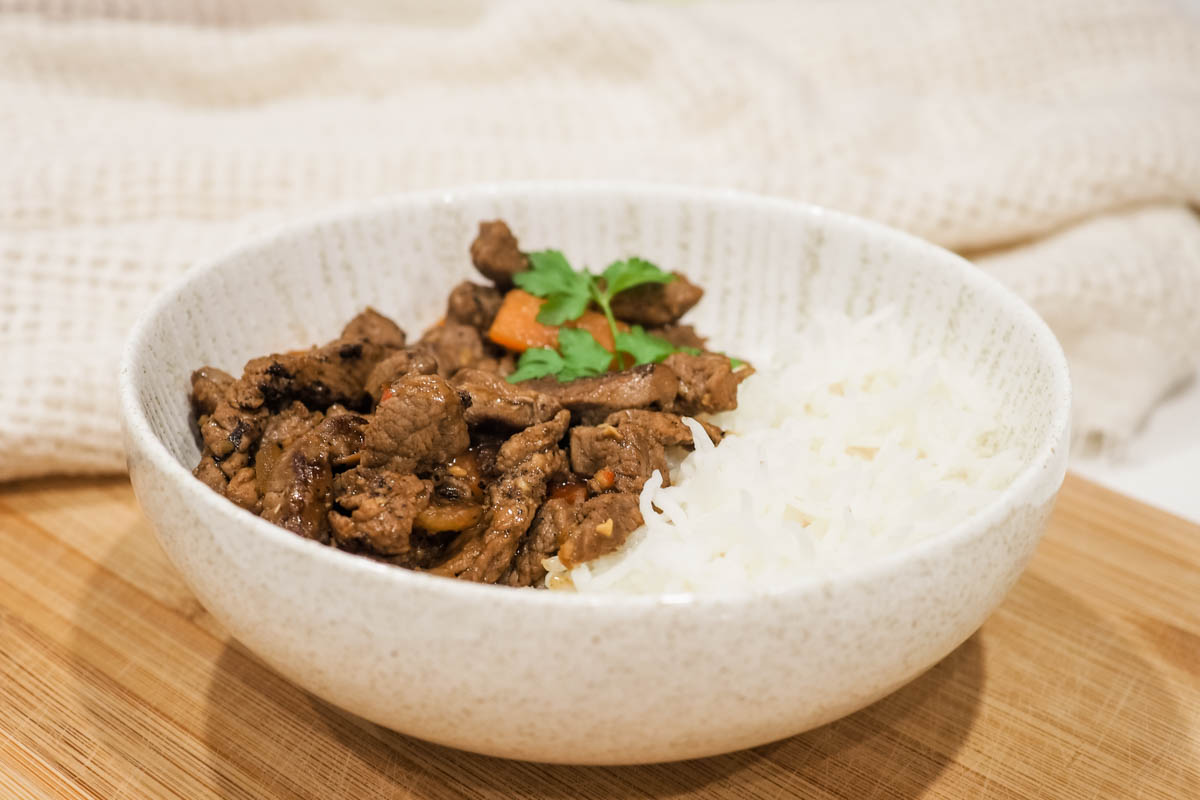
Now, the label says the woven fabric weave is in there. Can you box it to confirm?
[2,0,1199,479]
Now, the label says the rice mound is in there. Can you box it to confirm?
[544,308,1024,595]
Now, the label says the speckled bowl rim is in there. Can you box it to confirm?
[118,181,1071,609]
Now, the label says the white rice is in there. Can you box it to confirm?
[544,307,1024,595]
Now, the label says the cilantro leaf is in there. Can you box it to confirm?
[601,258,675,297]
[536,291,592,327]
[614,325,677,365]
[515,250,579,296]
[506,347,564,383]
[514,249,594,326]
[730,356,746,369]
[556,328,613,381]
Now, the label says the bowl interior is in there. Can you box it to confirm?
[130,184,1067,510]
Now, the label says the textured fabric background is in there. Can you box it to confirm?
[2,0,1199,480]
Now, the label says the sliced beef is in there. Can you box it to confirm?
[570,422,668,494]
[449,368,563,429]
[190,366,234,419]
[340,307,407,349]
[569,410,721,495]
[470,220,528,289]
[364,348,439,402]
[496,409,571,471]
[557,493,644,568]
[664,351,748,415]
[225,468,260,511]
[603,409,723,447]
[501,497,581,587]
[648,323,707,352]
[196,400,267,477]
[418,322,486,378]
[528,363,678,424]
[193,453,229,494]
[233,309,406,415]
[610,272,703,326]
[432,411,571,582]
[362,374,470,472]
[446,281,503,331]
[254,401,325,494]
[430,450,489,503]
[329,467,433,558]
[260,414,367,543]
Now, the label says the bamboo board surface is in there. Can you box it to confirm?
[0,473,1197,799]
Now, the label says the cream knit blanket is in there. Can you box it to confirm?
[3,0,1199,481]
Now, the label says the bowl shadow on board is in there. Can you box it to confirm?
[195,627,985,799]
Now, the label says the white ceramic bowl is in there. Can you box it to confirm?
[119,183,1070,764]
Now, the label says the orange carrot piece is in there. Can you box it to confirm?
[487,289,620,353]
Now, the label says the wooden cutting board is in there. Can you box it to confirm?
[0,473,1196,799]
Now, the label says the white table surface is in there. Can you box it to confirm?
[1071,375,1200,524]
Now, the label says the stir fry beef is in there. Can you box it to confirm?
[500,496,579,587]
[449,368,563,429]
[557,493,645,569]
[470,220,529,289]
[664,351,748,415]
[417,322,487,378]
[446,281,504,331]
[339,306,408,350]
[190,366,234,419]
[190,220,750,587]
[529,363,678,424]
[609,272,703,327]
[364,348,439,402]
[260,414,367,543]
[569,410,722,495]
[432,411,571,582]
[648,323,707,352]
[602,409,724,447]
[329,468,433,558]
[362,374,470,472]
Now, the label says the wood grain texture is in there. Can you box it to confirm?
[0,474,1196,799]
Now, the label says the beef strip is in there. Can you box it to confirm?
[328,467,434,558]
[339,307,407,349]
[418,322,487,378]
[364,348,439,402]
[648,323,707,352]
[362,373,470,472]
[431,410,571,582]
[190,366,234,418]
[255,401,325,494]
[569,422,667,494]
[602,409,723,446]
[557,493,644,568]
[501,497,580,587]
[664,351,749,415]
[235,308,407,413]
[260,414,367,543]
[430,449,489,503]
[609,272,703,326]
[446,281,504,331]
[569,409,722,494]
[527,363,678,424]
[225,468,260,511]
[469,220,528,289]
[495,409,571,471]
[449,368,563,429]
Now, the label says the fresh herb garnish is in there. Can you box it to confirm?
[514,251,592,326]
[508,327,615,383]
[507,249,743,382]
[614,325,677,365]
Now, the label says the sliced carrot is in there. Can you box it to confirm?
[487,289,621,353]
